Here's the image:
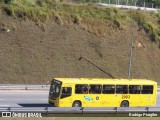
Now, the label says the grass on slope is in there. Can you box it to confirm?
[0,0,160,42]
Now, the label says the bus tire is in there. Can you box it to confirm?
[120,100,129,107]
[72,101,81,107]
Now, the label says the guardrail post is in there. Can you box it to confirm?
[114,107,117,115]
[126,0,128,5]
[45,107,48,115]
[144,2,146,7]
[146,107,149,113]
[8,107,11,112]
[152,3,154,8]
[80,107,84,115]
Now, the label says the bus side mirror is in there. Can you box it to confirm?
[47,80,51,83]
[46,80,51,86]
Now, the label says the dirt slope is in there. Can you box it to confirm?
[0,12,160,84]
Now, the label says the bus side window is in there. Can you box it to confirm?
[103,85,115,94]
[89,85,102,94]
[141,85,153,94]
[129,85,141,94]
[75,84,88,94]
[116,85,128,94]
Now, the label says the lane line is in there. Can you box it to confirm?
[0,93,48,94]
[0,105,10,106]
[40,99,48,100]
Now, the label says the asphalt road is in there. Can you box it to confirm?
[0,91,160,107]
[0,91,51,107]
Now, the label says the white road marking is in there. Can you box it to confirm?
[0,105,10,106]
[0,92,48,94]
[40,99,47,100]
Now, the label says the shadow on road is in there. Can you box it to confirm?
[18,103,53,107]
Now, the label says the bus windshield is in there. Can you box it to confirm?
[49,80,61,98]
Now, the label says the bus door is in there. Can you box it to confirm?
[60,85,72,107]
[87,84,102,107]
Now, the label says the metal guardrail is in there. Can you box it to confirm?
[0,85,50,90]
[0,107,160,114]
[97,3,159,13]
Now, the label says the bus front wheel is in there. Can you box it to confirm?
[120,101,129,107]
[72,101,81,107]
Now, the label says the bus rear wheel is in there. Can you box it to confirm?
[120,101,129,107]
[72,101,81,107]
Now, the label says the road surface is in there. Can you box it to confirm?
[0,90,159,107]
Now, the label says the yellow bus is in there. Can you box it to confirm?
[48,78,157,107]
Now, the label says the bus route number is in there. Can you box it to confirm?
[122,95,130,99]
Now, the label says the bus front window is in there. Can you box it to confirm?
[49,82,61,98]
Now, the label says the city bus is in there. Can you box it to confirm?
[48,78,157,107]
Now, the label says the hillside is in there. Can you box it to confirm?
[0,1,160,84]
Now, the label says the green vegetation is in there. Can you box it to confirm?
[0,0,160,41]
[128,10,160,41]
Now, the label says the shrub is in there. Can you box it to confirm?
[143,22,158,41]
[71,14,81,24]
[143,22,153,34]
[4,4,15,16]
[2,0,12,4]
[36,0,47,7]
[114,18,121,28]
[55,14,63,25]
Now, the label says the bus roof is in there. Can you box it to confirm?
[53,78,157,85]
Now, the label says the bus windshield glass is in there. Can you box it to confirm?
[49,80,62,98]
